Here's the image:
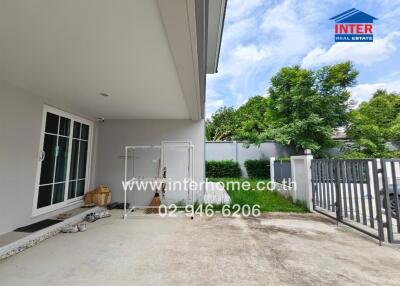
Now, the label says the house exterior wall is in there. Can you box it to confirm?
[94,119,205,207]
[0,82,98,235]
[0,82,205,234]
[205,141,293,177]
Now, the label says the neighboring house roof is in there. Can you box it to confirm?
[329,8,378,23]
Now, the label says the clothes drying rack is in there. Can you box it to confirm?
[122,141,194,219]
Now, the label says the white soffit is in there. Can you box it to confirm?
[207,0,226,74]
[157,0,202,120]
[0,0,191,119]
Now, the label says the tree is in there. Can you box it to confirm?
[390,115,400,141]
[265,61,358,153]
[205,107,238,141]
[235,96,270,142]
[205,62,360,154]
[347,89,400,154]
[205,96,270,141]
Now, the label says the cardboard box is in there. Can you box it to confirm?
[84,185,111,206]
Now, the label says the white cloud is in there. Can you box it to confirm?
[206,0,400,118]
[222,17,256,47]
[205,98,224,119]
[227,0,263,21]
[260,0,326,56]
[205,83,225,118]
[261,0,297,33]
[232,44,271,62]
[302,32,400,68]
[206,0,327,117]
[350,79,400,104]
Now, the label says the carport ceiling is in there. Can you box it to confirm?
[0,0,195,119]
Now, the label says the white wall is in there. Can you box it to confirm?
[290,155,313,211]
[0,82,205,234]
[94,119,205,206]
[206,141,293,177]
[0,82,97,235]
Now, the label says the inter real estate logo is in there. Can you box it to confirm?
[330,8,378,42]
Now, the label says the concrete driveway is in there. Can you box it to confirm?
[1,210,400,286]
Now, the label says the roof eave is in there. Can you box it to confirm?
[206,0,227,74]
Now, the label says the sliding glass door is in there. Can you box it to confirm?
[34,106,92,215]
[68,122,89,200]
[37,112,70,208]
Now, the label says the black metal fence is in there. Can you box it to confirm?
[311,159,385,242]
[274,160,291,183]
[311,158,400,244]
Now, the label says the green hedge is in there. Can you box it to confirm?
[244,159,270,179]
[337,151,400,159]
[276,156,291,161]
[206,160,241,178]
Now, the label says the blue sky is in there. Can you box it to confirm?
[206,0,400,117]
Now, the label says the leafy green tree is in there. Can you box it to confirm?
[347,89,400,154]
[235,96,270,142]
[205,107,238,141]
[265,61,358,153]
[205,96,270,141]
[390,115,400,141]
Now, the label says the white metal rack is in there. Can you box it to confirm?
[123,141,194,219]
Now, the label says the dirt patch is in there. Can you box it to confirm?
[255,212,337,224]
[250,225,328,240]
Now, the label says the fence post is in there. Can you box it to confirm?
[291,154,314,212]
[380,159,393,243]
[334,160,343,222]
[270,157,275,182]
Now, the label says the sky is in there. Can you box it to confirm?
[206,0,400,117]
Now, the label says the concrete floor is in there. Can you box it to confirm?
[1,210,400,286]
[0,206,92,248]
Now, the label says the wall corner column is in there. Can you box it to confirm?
[270,157,275,182]
[290,154,314,212]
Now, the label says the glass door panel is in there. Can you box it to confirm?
[76,179,85,197]
[39,134,57,185]
[68,181,76,199]
[54,136,69,183]
[73,122,81,138]
[52,183,65,204]
[59,117,70,136]
[69,139,79,180]
[78,141,88,179]
[37,112,71,209]
[45,112,59,134]
[37,185,52,208]
[67,122,89,199]
[36,109,90,212]
[81,124,89,140]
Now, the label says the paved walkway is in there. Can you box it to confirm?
[1,210,400,285]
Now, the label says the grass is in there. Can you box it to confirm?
[208,178,308,213]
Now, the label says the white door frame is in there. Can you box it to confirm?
[32,105,94,217]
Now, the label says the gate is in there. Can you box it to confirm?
[381,159,400,243]
[274,160,291,183]
[311,159,384,242]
